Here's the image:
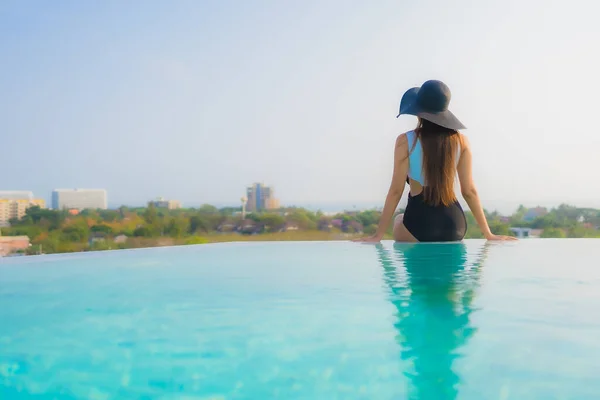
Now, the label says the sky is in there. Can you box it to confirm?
[2,0,599,214]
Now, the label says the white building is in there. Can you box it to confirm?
[149,197,181,210]
[51,189,107,210]
[510,227,543,238]
[0,191,33,201]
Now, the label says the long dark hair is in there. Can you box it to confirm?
[414,118,461,206]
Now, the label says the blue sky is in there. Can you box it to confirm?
[2,0,599,213]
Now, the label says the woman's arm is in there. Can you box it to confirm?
[355,134,409,242]
[457,135,516,241]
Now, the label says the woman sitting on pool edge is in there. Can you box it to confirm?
[355,80,515,243]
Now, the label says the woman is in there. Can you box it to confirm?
[356,80,515,242]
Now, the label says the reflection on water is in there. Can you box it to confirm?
[375,242,490,400]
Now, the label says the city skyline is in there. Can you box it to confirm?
[1,184,596,217]
[2,1,599,215]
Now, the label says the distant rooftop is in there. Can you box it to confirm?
[0,191,34,200]
[53,188,106,192]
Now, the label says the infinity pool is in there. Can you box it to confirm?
[1,240,599,399]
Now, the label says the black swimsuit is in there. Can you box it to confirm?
[403,177,467,242]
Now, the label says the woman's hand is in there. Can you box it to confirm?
[485,234,518,241]
[352,234,383,243]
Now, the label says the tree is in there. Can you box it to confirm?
[257,213,285,232]
[555,204,581,221]
[90,224,114,235]
[133,226,154,237]
[198,204,219,214]
[1,225,43,239]
[61,224,89,242]
[189,215,209,233]
[337,214,357,233]
[165,217,189,238]
[22,206,64,230]
[80,209,99,220]
[219,207,241,216]
[510,205,527,225]
[489,221,513,236]
[567,224,591,238]
[286,210,317,230]
[356,210,381,229]
[143,203,158,224]
[363,224,377,235]
[98,210,120,222]
[32,231,62,254]
[463,212,485,238]
[541,228,566,238]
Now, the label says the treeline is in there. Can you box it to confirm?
[3,204,382,254]
[2,203,599,254]
[498,204,600,238]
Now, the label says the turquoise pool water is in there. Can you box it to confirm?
[1,240,599,399]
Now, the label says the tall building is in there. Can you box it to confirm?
[149,197,182,210]
[246,183,280,212]
[51,189,107,210]
[0,194,46,226]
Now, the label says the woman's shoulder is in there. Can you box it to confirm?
[457,131,470,148]
[395,131,413,148]
[397,130,417,140]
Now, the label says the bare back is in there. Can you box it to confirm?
[405,132,467,197]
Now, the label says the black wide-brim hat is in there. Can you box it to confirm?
[397,80,466,130]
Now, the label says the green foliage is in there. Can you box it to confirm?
[61,224,89,242]
[256,213,286,232]
[364,224,377,235]
[97,210,120,222]
[133,226,155,238]
[198,204,219,214]
[489,220,514,236]
[185,236,208,245]
[530,215,560,229]
[189,215,209,233]
[541,228,566,238]
[566,225,600,238]
[164,217,189,238]
[285,209,317,230]
[464,212,484,239]
[90,224,114,235]
[89,240,114,251]
[14,206,65,230]
[1,225,44,239]
[219,207,241,216]
[143,203,158,224]
[356,210,380,229]
[32,231,62,254]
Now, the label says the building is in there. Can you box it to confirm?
[149,197,182,210]
[114,234,128,244]
[283,222,299,231]
[0,235,30,256]
[52,189,107,210]
[0,195,46,226]
[510,227,543,238]
[246,183,280,212]
[0,191,34,201]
